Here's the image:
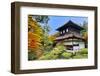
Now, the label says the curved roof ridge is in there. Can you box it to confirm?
[56,20,84,31]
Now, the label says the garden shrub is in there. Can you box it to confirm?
[39,54,52,60]
[82,54,88,58]
[28,52,37,60]
[39,53,59,60]
[61,52,72,59]
[73,53,88,59]
[51,47,64,55]
[73,54,84,59]
[79,48,88,54]
[39,45,66,60]
[72,48,88,59]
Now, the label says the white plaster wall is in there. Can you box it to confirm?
[64,42,73,45]
[64,41,83,46]
[79,42,85,49]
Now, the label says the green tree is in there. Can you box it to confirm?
[81,21,88,48]
[32,15,53,52]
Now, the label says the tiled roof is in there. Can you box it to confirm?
[56,20,84,31]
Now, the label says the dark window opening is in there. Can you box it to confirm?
[65,44,79,50]
[66,45,73,50]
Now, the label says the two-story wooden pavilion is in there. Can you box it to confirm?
[55,20,85,51]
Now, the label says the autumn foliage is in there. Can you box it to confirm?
[28,15,43,57]
[28,32,41,49]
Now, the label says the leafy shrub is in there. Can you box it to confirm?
[39,54,52,60]
[61,52,72,59]
[73,54,88,59]
[39,45,66,60]
[78,48,88,54]
[51,46,65,55]
[73,54,84,59]
[82,54,88,58]
[28,52,37,60]
[70,48,88,59]
[39,45,88,60]
[39,53,59,60]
